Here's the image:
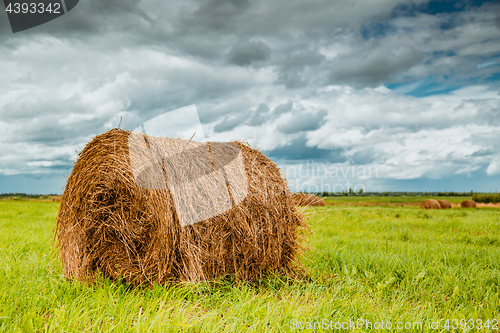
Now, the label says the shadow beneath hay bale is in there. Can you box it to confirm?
[75,266,314,291]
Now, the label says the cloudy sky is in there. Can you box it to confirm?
[1,0,499,194]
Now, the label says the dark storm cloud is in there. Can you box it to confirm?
[0,93,83,121]
[274,50,326,88]
[227,40,271,66]
[278,109,327,134]
[350,149,383,165]
[175,0,403,40]
[276,50,325,71]
[470,148,495,157]
[264,136,347,162]
[213,113,248,133]
[213,103,270,132]
[179,0,251,35]
[5,114,105,146]
[213,101,326,134]
[0,0,407,65]
[248,103,270,126]
[1,0,497,90]
[329,46,424,86]
[272,100,293,116]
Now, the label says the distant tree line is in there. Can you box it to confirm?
[300,190,479,197]
[472,192,500,203]
[0,193,59,198]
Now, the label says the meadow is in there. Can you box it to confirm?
[0,198,499,332]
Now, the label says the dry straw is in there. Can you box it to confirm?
[292,193,325,207]
[55,129,308,286]
[420,199,441,209]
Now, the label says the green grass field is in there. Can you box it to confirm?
[1,199,500,332]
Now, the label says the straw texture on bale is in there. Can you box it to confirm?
[437,200,452,209]
[55,129,307,285]
[461,200,477,208]
[291,193,325,207]
[420,199,441,209]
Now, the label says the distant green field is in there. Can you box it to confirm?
[1,200,499,332]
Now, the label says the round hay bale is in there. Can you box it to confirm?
[461,200,476,208]
[437,199,451,209]
[292,193,325,207]
[420,199,441,209]
[291,193,308,206]
[312,196,326,206]
[55,129,307,285]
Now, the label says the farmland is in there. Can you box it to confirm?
[1,198,499,332]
